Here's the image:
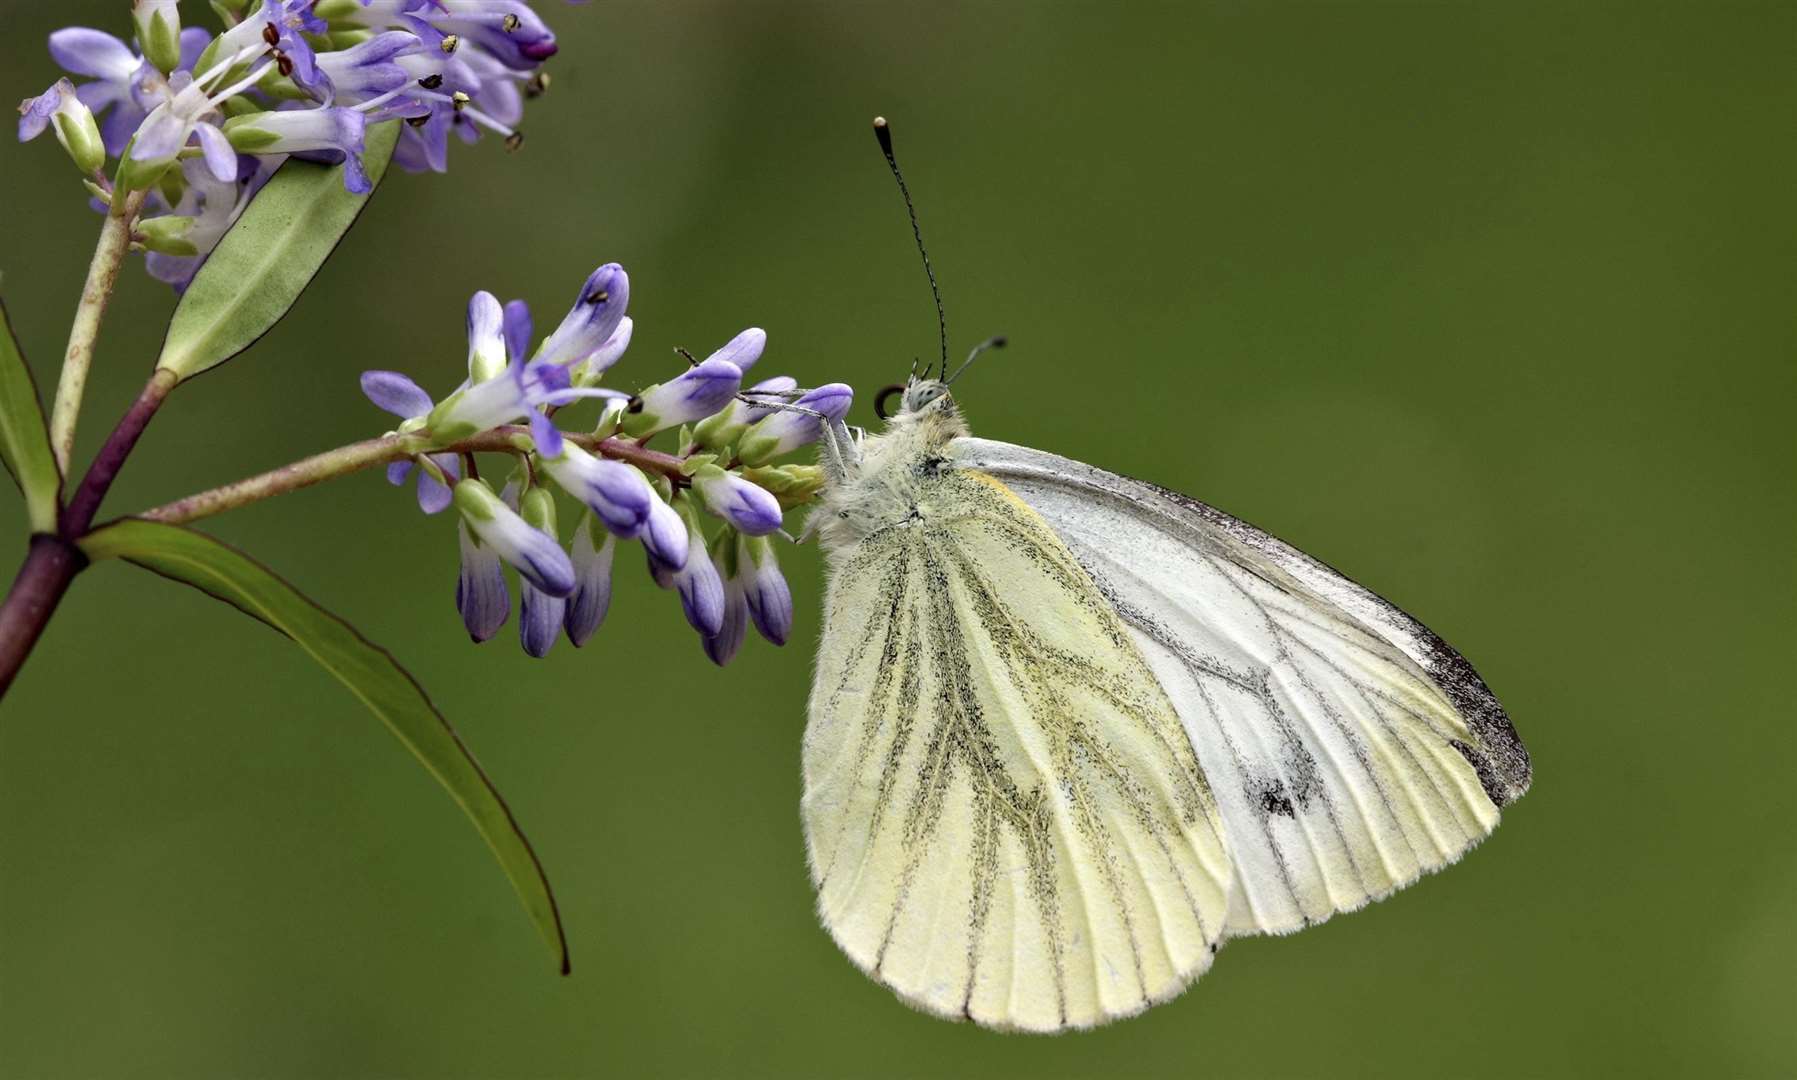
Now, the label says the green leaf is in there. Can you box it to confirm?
[79,518,570,973]
[156,120,402,380]
[0,296,62,533]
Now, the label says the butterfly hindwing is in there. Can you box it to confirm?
[948,437,1530,937]
[803,467,1234,1031]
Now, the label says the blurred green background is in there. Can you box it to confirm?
[2,2,1793,1076]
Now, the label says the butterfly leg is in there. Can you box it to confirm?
[738,397,862,483]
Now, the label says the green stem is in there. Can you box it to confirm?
[50,191,146,474]
[135,428,693,526]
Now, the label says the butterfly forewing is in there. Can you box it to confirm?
[948,437,1530,937]
[803,468,1233,1031]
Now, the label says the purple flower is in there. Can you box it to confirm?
[455,520,510,642]
[17,78,104,174]
[703,537,748,667]
[515,486,566,658]
[740,534,793,645]
[691,465,783,536]
[643,495,691,571]
[705,327,767,374]
[539,444,656,540]
[534,264,630,369]
[385,454,461,515]
[736,383,854,465]
[452,479,575,597]
[353,1,559,70]
[502,299,533,364]
[572,317,632,386]
[564,514,616,647]
[309,31,423,103]
[425,352,610,454]
[621,359,744,438]
[739,375,799,421]
[361,369,435,421]
[662,501,723,637]
[466,290,510,383]
[46,24,206,154]
[223,107,371,193]
[690,374,797,449]
[126,37,289,189]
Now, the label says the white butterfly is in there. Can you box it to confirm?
[798,368,1530,1032]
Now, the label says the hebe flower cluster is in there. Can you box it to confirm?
[361,264,853,663]
[17,0,560,289]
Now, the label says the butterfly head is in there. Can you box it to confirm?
[876,337,1005,422]
[900,375,951,414]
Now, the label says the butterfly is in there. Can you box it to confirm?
[795,119,1531,1033]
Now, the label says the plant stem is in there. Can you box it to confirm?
[0,424,691,702]
[63,367,179,534]
[136,428,692,526]
[0,536,85,697]
[49,191,146,474]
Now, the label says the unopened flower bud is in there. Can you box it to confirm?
[564,514,616,647]
[740,534,793,645]
[453,479,574,597]
[516,486,566,658]
[705,327,766,374]
[691,465,783,536]
[736,383,853,465]
[466,291,508,384]
[535,264,629,368]
[456,521,510,642]
[133,0,184,74]
[136,214,199,256]
[691,374,795,449]
[18,79,105,175]
[666,497,724,637]
[703,528,748,666]
[621,358,743,438]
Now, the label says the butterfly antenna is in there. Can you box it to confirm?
[874,116,948,381]
[946,335,1006,385]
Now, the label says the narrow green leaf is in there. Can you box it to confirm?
[156,120,402,380]
[79,518,570,973]
[0,296,61,533]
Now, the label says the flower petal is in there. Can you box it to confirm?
[705,327,766,373]
[744,538,793,646]
[464,289,508,383]
[456,521,510,642]
[642,496,689,570]
[48,28,140,81]
[360,369,434,418]
[704,578,748,666]
[519,582,564,658]
[502,298,533,363]
[564,516,616,647]
[534,263,629,368]
[193,121,238,182]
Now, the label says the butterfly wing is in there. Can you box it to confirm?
[803,467,1234,1031]
[948,437,1530,937]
